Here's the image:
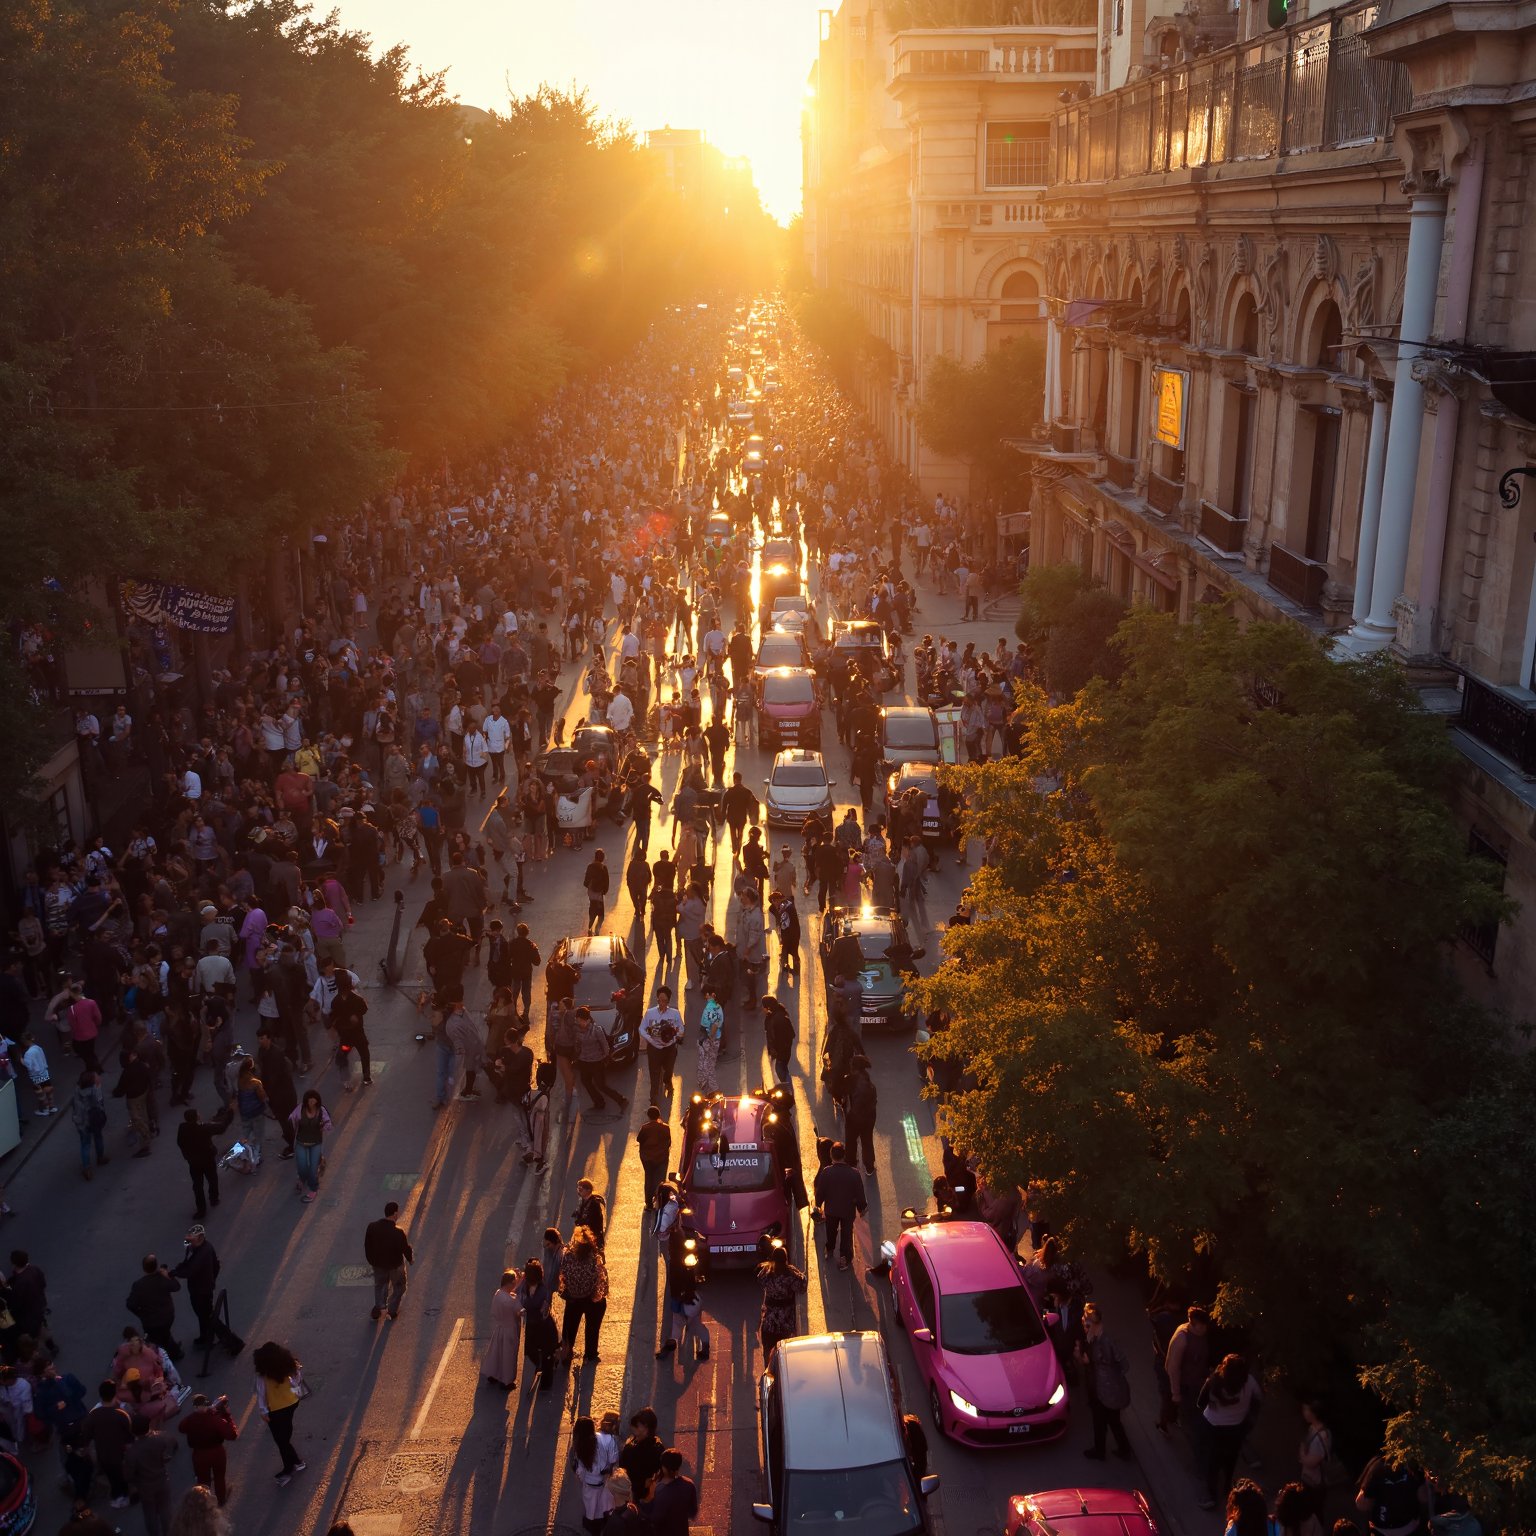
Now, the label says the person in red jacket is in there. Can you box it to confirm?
[178,1392,239,1505]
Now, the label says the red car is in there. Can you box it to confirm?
[1007,1488,1159,1536]
[756,666,821,750]
[678,1089,793,1267]
[893,1218,1068,1446]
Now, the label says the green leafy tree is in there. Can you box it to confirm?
[918,611,1530,1518]
[1015,563,1126,694]
[916,337,1043,485]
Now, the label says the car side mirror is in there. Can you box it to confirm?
[911,1326,933,1345]
[826,781,837,788]
[1042,1310,1061,1329]
[752,1505,775,1524]
[920,1474,941,1498]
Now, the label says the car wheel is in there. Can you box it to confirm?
[928,1382,946,1437]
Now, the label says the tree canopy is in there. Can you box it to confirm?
[918,610,1532,1522]
[917,337,1043,485]
[0,0,777,804]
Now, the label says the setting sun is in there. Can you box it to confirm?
[327,0,828,222]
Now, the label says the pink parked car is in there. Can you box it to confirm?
[1007,1488,1159,1536]
[892,1218,1068,1446]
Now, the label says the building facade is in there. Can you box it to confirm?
[804,2,1095,497]
[1021,0,1536,1023]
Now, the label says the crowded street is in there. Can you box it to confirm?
[0,306,1175,1536]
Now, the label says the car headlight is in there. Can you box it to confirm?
[948,1389,979,1418]
[1048,1382,1066,1407]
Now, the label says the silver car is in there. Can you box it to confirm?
[763,749,834,827]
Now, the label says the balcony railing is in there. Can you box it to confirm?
[1459,674,1536,778]
[1148,470,1184,516]
[1053,3,1410,184]
[894,30,1097,81]
[1106,452,1136,490]
[1267,543,1327,610]
[1199,498,1247,554]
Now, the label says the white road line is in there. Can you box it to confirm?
[409,1315,465,1440]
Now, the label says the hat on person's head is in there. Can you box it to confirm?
[199,904,217,917]
[185,1224,205,1239]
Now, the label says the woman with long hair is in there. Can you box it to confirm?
[168,1485,230,1536]
[569,1412,620,1534]
[558,1226,610,1364]
[515,1258,557,1391]
[756,1244,807,1359]
[288,1090,332,1203]
[250,1340,306,1486]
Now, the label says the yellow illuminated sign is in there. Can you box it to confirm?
[1153,367,1188,450]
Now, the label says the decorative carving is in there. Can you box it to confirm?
[1233,233,1255,277]
[1312,234,1337,284]
[1402,127,1449,198]
[1193,243,1215,347]
[1345,253,1379,333]
[1258,242,1289,360]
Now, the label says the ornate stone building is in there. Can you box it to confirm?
[1022,0,1536,1023]
[804,1,1095,496]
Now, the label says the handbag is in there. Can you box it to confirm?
[291,1370,313,1402]
[88,1104,108,1132]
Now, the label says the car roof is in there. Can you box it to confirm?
[904,1220,1020,1290]
[758,633,802,650]
[883,706,933,722]
[1015,1488,1157,1536]
[559,935,622,967]
[774,1333,904,1471]
[895,763,938,784]
[773,749,826,769]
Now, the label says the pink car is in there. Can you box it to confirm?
[893,1219,1068,1446]
[1007,1488,1159,1536]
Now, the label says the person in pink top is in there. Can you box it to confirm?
[320,874,352,927]
[45,981,101,1072]
[309,898,347,968]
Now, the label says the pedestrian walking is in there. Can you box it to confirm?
[636,1107,672,1211]
[71,1071,109,1180]
[233,1059,267,1169]
[254,1027,298,1160]
[768,888,800,975]
[126,1255,184,1360]
[572,1179,608,1249]
[843,1058,878,1175]
[1197,1354,1263,1509]
[482,1270,523,1391]
[363,1202,413,1322]
[19,1033,54,1116]
[696,987,723,1095]
[757,1244,807,1358]
[251,1341,307,1487]
[762,998,795,1087]
[570,1413,621,1536]
[643,1450,699,1536]
[650,881,678,967]
[123,1413,178,1536]
[582,850,610,934]
[175,1110,220,1219]
[515,1259,558,1392]
[177,1393,237,1506]
[1077,1302,1134,1460]
[172,1227,243,1357]
[288,1090,331,1202]
[639,987,683,1103]
[445,1000,487,1100]
[84,1380,134,1507]
[112,1043,154,1159]
[656,1227,708,1362]
[329,970,372,1091]
[573,1007,626,1114]
[812,1141,867,1271]
[557,1226,609,1363]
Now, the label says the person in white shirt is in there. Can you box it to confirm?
[461,727,490,796]
[638,989,685,1103]
[483,707,513,786]
[181,768,203,802]
[607,691,635,735]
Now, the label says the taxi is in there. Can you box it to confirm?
[678,1088,794,1266]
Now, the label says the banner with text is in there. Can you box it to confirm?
[122,579,236,634]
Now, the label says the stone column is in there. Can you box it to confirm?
[1351,385,1391,625]
[1353,184,1448,645]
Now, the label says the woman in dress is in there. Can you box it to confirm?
[482,1269,523,1392]
[756,1244,807,1359]
[250,1340,306,1487]
[289,1090,332,1204]
[569,1413,619,1535]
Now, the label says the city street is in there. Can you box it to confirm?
[3,560,1173,1536]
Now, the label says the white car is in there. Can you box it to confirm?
[763,749,835,828]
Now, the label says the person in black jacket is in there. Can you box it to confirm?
[176,1109,220,1219]
[172,1227,242,1355]
[254,1026,299,1158]
[363,1203,414,1322]
[125,1255,182,1359]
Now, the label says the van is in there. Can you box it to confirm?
[755,1332,939,1535]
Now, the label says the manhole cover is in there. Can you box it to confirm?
[382,1450,450,1495]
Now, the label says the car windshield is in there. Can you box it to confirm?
[858,960,899,995]
[759,640,801,667]
[764,675,815,705]
[689,1139,776,1191]
[939,1283,1048,1354]
[782,1462,923,1536]
[885,717,936,749]
[772,763,827,788]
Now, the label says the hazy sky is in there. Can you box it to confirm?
[327,0,828,222]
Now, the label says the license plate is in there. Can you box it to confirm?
[1008,1423,1032,1435]
[711,1244,755,1253]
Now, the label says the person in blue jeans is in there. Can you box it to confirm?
[70,1071,108,1179]
[289,1091,332,1204]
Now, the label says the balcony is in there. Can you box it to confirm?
[1106,452,1136,490]
[1052,3,1411,185]
[1459,674,1536,779]
[1148,470,1184,516]
[1267,543,1327,611]
[1050,420,1080,454]
[1199,498,1248,555]
[892,27,1097,84]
